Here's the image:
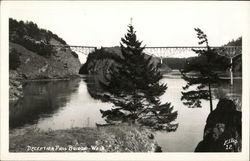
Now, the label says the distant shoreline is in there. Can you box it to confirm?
[20,75,81,82]
[163,70,242,79]
[19,73,242,82]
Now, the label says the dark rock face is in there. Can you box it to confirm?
[195,98,242,152]
[79,47,162,76]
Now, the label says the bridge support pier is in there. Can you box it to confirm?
[230,58,233,86]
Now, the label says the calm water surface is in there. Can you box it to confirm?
[9,75,241,152]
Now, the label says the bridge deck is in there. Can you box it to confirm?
[49,44,242,58]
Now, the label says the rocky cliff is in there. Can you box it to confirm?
[9,18,81,101]
[10,42,81,80]
[79,47,163,77]
[195,98,242,152]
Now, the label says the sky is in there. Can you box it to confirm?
[2,1,250,62]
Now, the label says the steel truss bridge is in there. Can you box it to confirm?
[52,45,241,59]
[52,45,242,85]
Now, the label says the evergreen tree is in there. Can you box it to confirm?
[181,28,223,112]
[100,23,178,131]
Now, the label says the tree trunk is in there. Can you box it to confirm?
[208,83,213,112]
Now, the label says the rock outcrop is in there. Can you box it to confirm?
[79,47,162,76]
[195,98,242,152]
[9,71,23,101]
[9,18,81,101]
[79,47,122,75]
[10,42,81,80]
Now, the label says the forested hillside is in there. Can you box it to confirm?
[9,18,68,57]
[9,18,81,101]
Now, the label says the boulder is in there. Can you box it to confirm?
[195,98,241,152]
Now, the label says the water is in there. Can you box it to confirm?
[9,78,111,131]
[155,77,212,152]
[9,76,241,152]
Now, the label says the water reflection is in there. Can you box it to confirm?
[154,77,241,152]
[155,78,213,152]
[9,74,241,152]
[85,74,108,100]
[9,78,112,131]
[9,79,80,129]
[86,74,178,131]
[214,79,242,102]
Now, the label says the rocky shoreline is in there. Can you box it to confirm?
[9,71,23,102]
[195,98,242,152]
[9,42,82,102]
[9,71,81,102]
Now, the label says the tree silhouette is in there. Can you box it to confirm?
[181,28,223,112]
[99,23,178,131]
